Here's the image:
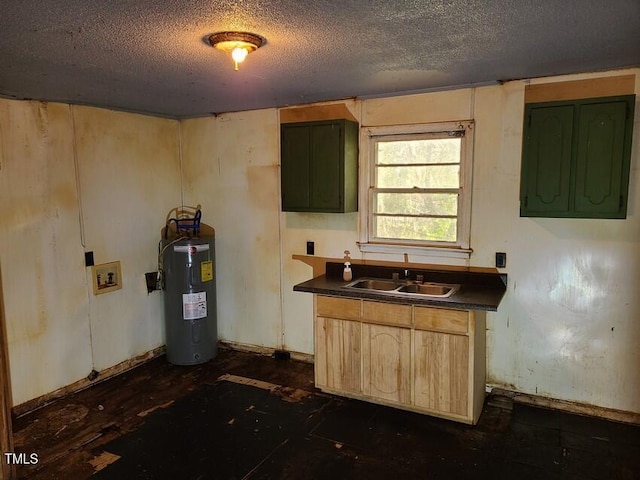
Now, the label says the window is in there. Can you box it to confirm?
[359,121,474,257]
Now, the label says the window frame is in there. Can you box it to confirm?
[358,121,474,259]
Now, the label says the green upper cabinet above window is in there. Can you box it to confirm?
[281,119,358,213]
[520,95,635,219]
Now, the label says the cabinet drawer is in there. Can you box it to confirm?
[362,301,412,327]
[414,307,468,334]
[316,296,360,320]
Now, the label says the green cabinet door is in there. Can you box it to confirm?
[574,100,632,218]
[520,95,634,219]
[310,123,343,211]
[520,104,574,216]
[281,119,358,213]
[281,124,311,211]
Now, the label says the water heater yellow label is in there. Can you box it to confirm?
[201,260,213,282]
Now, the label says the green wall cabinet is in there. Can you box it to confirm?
[520,95,635,218]
[281,119,358,213]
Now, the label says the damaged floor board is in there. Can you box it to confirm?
[92,379,331,479]
[12,348,640,480]
[12,348,315,479]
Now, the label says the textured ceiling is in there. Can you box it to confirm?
[1,0,639,119]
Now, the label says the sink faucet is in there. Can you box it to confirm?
[394,270,414,281]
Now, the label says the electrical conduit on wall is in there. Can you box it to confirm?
[70,105,96,371]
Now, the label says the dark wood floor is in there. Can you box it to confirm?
[11,348,640,479]
[12,348,314,479]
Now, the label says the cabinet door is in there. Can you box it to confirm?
[280,125,311,211]
[362,324,411,405]
[315,317,361,394]
[310,123,343,211]
[574,100,630,217]
[414,330,469,417]
[520,95,635,218]
[281,124,311,210]
[520,104,574,216]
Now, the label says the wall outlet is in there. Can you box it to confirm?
[145,272,159,293]
[306,241,315,255]
[495,252,506,269]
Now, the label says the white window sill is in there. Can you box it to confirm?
[357,242,472,260]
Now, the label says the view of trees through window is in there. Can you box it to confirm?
[373,136,461,243]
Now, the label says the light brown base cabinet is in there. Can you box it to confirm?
[314,295,487,425]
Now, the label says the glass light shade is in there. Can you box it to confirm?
[231,47,248,64]
[210,32,264,71]
[231,47,249,69]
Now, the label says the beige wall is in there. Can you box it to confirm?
[72,106,181,370]
[0,68,638,416]
[0,101,180,405]
[181,109,283,349]
[0,101,91,404]
[473,75,640,411]
[279,70,640,413]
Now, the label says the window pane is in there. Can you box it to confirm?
[377,138,461,165]
[365,123,471,247]
[375,192,457,216]
[375,216,457,242]
[377,165,460,189]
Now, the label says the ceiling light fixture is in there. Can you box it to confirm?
[208,31,265,71]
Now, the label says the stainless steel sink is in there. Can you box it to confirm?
[397,283,458,297]
[345,277,459,298]
[345,278,398,291]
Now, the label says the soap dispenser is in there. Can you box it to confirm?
[343,262,352,282]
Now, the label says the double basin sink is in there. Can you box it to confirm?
[345,277,460,298]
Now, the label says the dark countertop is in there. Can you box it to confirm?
[293,262,507,311]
